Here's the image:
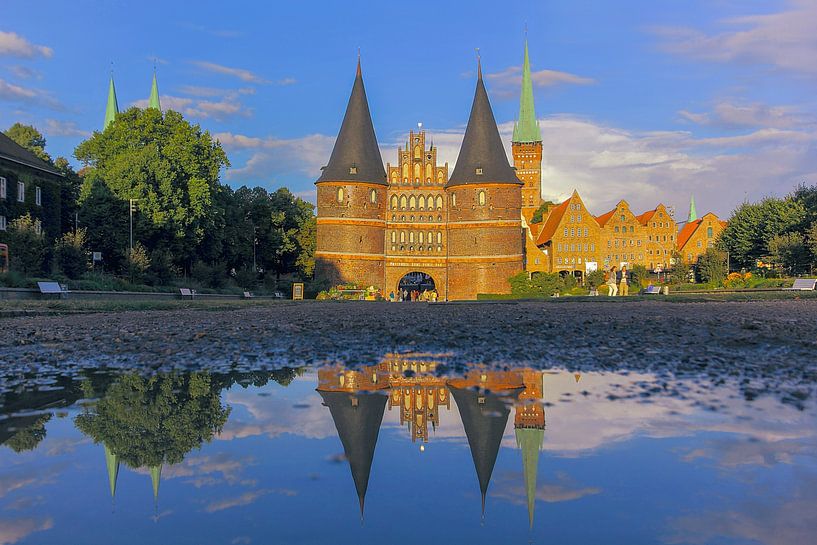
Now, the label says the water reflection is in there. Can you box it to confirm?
[1,356,815,545]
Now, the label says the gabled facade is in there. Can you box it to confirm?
[677,212,726,263]
[596,200,647,269]
[637,204,676,271]
[534,191,601,275]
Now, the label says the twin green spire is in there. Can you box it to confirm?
[102,70,161,130]
[512,39,541,143]
[688,195,698,223]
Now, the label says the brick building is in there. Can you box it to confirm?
[677,212,727,264]
[315,57,524,300]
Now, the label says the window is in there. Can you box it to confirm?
[0,177,5,199]
[630,226,634,233]
[390,195,398,209]
[475,168,483,176]
[578,214,582,222]
[409,232,415,243]
[564,228,568,237]
[0,215,5,231]
[349,166,357,175]
[336,187,344,202]
[697,240,702,248]
[437,232,442,244]
[370,189,377,204]
[584,228,588,237]
[400,232,406,243]
[558,243,563,252]
[570,228,575,237]
[391,231,396,243]
[34,219,41,235]
[400,195,407,210]
[614,226,620,233]
[478,191,486,206]
[570,215,574,223]
[419,232,424,244]
[436,195,443,210]
[707,227,714,238]
[17,182,25,202]
[409,196,416,210]
[620,215,626,222]
[451,193,457,207]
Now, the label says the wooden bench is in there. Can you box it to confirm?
[243,291,254,299]
[38,281,69,299]
[786,278,817,291]
[179,288,196,299]
[641,285,662,295]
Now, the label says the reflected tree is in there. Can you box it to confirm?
[2,414,52,453]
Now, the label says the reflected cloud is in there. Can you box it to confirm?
[492,471,601,504]
[0,517,53,545]
[204,488,295,513]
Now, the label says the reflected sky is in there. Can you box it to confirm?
[1,356,815,545]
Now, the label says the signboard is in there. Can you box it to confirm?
[92,252,102,262]
[292,283,304,301]
[585,261,598,274]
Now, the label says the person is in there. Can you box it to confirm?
[606,266,618,296]
[389,291,395,302]
[619,266,630,297]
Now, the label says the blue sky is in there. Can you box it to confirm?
[1,0,816,217]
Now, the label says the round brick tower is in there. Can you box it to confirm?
[315,59,388,290]
[445,59,524,300]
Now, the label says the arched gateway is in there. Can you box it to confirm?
[396,272,436,302]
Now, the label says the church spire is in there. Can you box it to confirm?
[687,195,698,223]
[516,427,544,528]
[512,39,541,143]
[150,465,162,502]
[104,73,119,130]
[316,56,386,185]
[148,70,161,111]
[104,444,120,498]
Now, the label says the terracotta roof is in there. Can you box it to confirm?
[595,209,616,227]
[636,209,656,225]
[677,219,702,249]
[535,198,571,245]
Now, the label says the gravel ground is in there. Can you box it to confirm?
[2,299,816,406]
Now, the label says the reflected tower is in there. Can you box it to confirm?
[514,369,546,528]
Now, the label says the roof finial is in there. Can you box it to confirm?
[476,48,482,79]
[356,48,361,77]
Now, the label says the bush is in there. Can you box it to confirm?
[696,248,728,284]
[628,264,649,288]
[127,244,151,283]
[586,269,606,288]
[509,272,564,297]
[723,271,752,289]
[54,228,89,279]
[7,213,46,275]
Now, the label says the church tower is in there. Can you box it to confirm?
[104,74,119,130]
[446,57,524,300]
[512,39,543,223]
[148,70,161,111]
[314,58,388,289]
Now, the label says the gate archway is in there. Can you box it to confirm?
[396,272,436,301]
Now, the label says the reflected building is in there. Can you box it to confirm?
[514,370,546,528]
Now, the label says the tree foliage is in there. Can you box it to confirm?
[696,248,728,284]
[4,123,50,162]
[767,232,809,274]
[54,227,88,279]
[7,213,46,275]
[529,201,556,224]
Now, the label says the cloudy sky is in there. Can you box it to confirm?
[1,0,816,217]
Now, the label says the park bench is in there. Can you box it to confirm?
[37,281,69,299]
[179,288,196,299]
[785,278,817,291]
[641,285,662,295]
[243,291,254,299]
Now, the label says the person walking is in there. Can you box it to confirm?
[619,266,630,296]
[606,266,618,296]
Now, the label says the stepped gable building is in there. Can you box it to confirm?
[315,57,523,300]
[677,212,726,264]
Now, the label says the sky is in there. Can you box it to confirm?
[1,0,816,218]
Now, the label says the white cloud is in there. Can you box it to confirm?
[0,518,53,545]
[191,61,269,84]
[486,65,594,97]
[5,65,40,80]
[0,78,61,110]
[679,101,812,129]
[44,119,90,138]
[0,32,52,59]
[652,1,817,76]
[131,93,251,120]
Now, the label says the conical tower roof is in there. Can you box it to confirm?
[104,75,119,130]
[148,71,161,111]
[512,40,541,143]
[150,465,162,500]
[104,444,120,498]
[316,59,386,185]
[450,386,517,516]
[319,390,388,519]
[515,427,544,528]
[447,58,522,188]
[687,196,697,223]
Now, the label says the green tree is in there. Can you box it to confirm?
[74,373,230,469]
[54,228,88,279]
[696,248,728,284]
[54,156,82,235]
[668,251,689,284]
[3,414,52,453]
[4,123,51,162]
[509,271,564,297]
[295,215,316,278]
[74,107,229,272]
[77,178,128,273]
[7,213,46,275]
[767,232,809,274]
[529,201,556,224]
[807,222,817,269]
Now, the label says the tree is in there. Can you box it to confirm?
[54,228,88,279]
[808,222,817,269]
[75,107,229,273]
[295,215,316,278]
[767,232,809,275]
[7,213,46,275]
[4,123,51,162]
[74,373,230,469]
[77,178,128,273]
[696,248,728,284]
[529,201,556,224]
[54,156,82,234]
[3,414,52,453]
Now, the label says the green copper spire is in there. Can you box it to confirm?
[688,195,698,223]
[515,427,544,529]
[148,71,161,111]
[512,40,541,143]
[104,444,120,498]
[104,75,119,130]
[150,465,162,500]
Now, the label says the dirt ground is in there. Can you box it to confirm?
[2,299,816,405]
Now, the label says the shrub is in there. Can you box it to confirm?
[723,271,752,289]
[586,269,605,288]
[509,272,563,297]
[7,213,46,276]
[127,244,151,283]
[696,248,728,285]
[54,228,89,279]
[628,264,649,288]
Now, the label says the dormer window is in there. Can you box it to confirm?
[478,191,486,206]
[475,168,483,176]
[349,166,357,175]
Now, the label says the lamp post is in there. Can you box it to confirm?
[128,198,139,254]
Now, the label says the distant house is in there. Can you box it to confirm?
[677,212,727,264]
[0,132,63,242]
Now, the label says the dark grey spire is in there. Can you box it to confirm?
[450,386,519,517]
[316,59,387,185]
[447,58,522,188]
[319,390,388,518]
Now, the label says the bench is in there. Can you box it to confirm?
[38,281,69,299]
[179,288,196,299]
[243,291,254,299]
[786,278,817,291]
[641,285,662,295]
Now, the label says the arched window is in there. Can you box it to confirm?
[400,232,406,243]
[391,231,396,243]
[400,195,407,210]
[409,232,415,243]
[336,187,344,202]
[370,189,377,204]
[425,163,432,180]
[478,191,486,206]
[390,195,398,209]
[414,163,421,180]
[419,232,424,244]
[402,163,409,180]
[437,232,442,244]
[419,196,425,210]
[409,196,416,210]
[391,172,398,183]
[436,195,443,210]
[707,226,714,238]
[414,145,421,159]
[437,172,444,184]
[451,193,457,207]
